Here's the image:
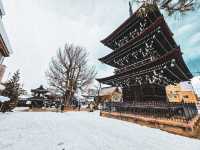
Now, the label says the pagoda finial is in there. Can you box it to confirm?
[129,1,133,17]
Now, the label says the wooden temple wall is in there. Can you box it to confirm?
[122,84,166,103]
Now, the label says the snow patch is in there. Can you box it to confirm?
[0,111,199,150]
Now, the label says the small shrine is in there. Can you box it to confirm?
[29,85,49,108]
[31,85,48,99]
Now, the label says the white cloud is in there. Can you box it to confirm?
[189,32,200,45]
[1,0,130,90]
[1,0,199,91]
[174,24,193,37]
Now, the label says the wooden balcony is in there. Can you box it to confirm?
[0,64,5,81]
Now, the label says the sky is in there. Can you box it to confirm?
[1,0,200,92]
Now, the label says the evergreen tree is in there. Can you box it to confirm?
[1,70,25,103]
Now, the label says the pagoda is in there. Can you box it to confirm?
[97,4,198,121]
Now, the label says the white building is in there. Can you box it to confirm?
[191,76,200,113]
[0,0,12,87]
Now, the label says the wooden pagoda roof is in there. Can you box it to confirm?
[99,16,175,67]
[31,85,49,93]
[97,49,192,86]
[97,3,192,87]
[101,4,172,50]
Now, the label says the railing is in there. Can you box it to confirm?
[102,101,198,122]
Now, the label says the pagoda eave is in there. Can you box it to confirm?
[101,4,145,45]
[97,49,192,86]
[99,16,176,67]
[101,4,163,50]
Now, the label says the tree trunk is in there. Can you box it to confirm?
[63,91,72,106]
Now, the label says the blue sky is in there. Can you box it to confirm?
[1,0,200,90]
[165,10,200,74]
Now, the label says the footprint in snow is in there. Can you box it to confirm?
[57,142,64,146]
[57,142,66,150]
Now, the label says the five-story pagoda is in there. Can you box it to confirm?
[97,3,198,121]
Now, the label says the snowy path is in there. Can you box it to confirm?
[0,111,200,150]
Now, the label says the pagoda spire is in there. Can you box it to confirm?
[129,1,133,16]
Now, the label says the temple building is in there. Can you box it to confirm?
[0,1,12,84]
[31,85,49,98]
[97,4,198,121]
[166,81,198,103]
[28,85,49,108]
[97,87,122,103]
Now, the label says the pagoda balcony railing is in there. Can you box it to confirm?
[114,57,153,74]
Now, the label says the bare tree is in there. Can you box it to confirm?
[131,0,200,16]
[46,43,96,106]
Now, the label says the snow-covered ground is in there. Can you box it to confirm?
[0,111,200,150]
[12,107,30,112]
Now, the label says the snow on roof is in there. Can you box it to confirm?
[0,95,9,102]
[87,97,94,102]
[191,76,200,97]
[19,95,31,99]
[179,81,194,91]
[99,87,121,96]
